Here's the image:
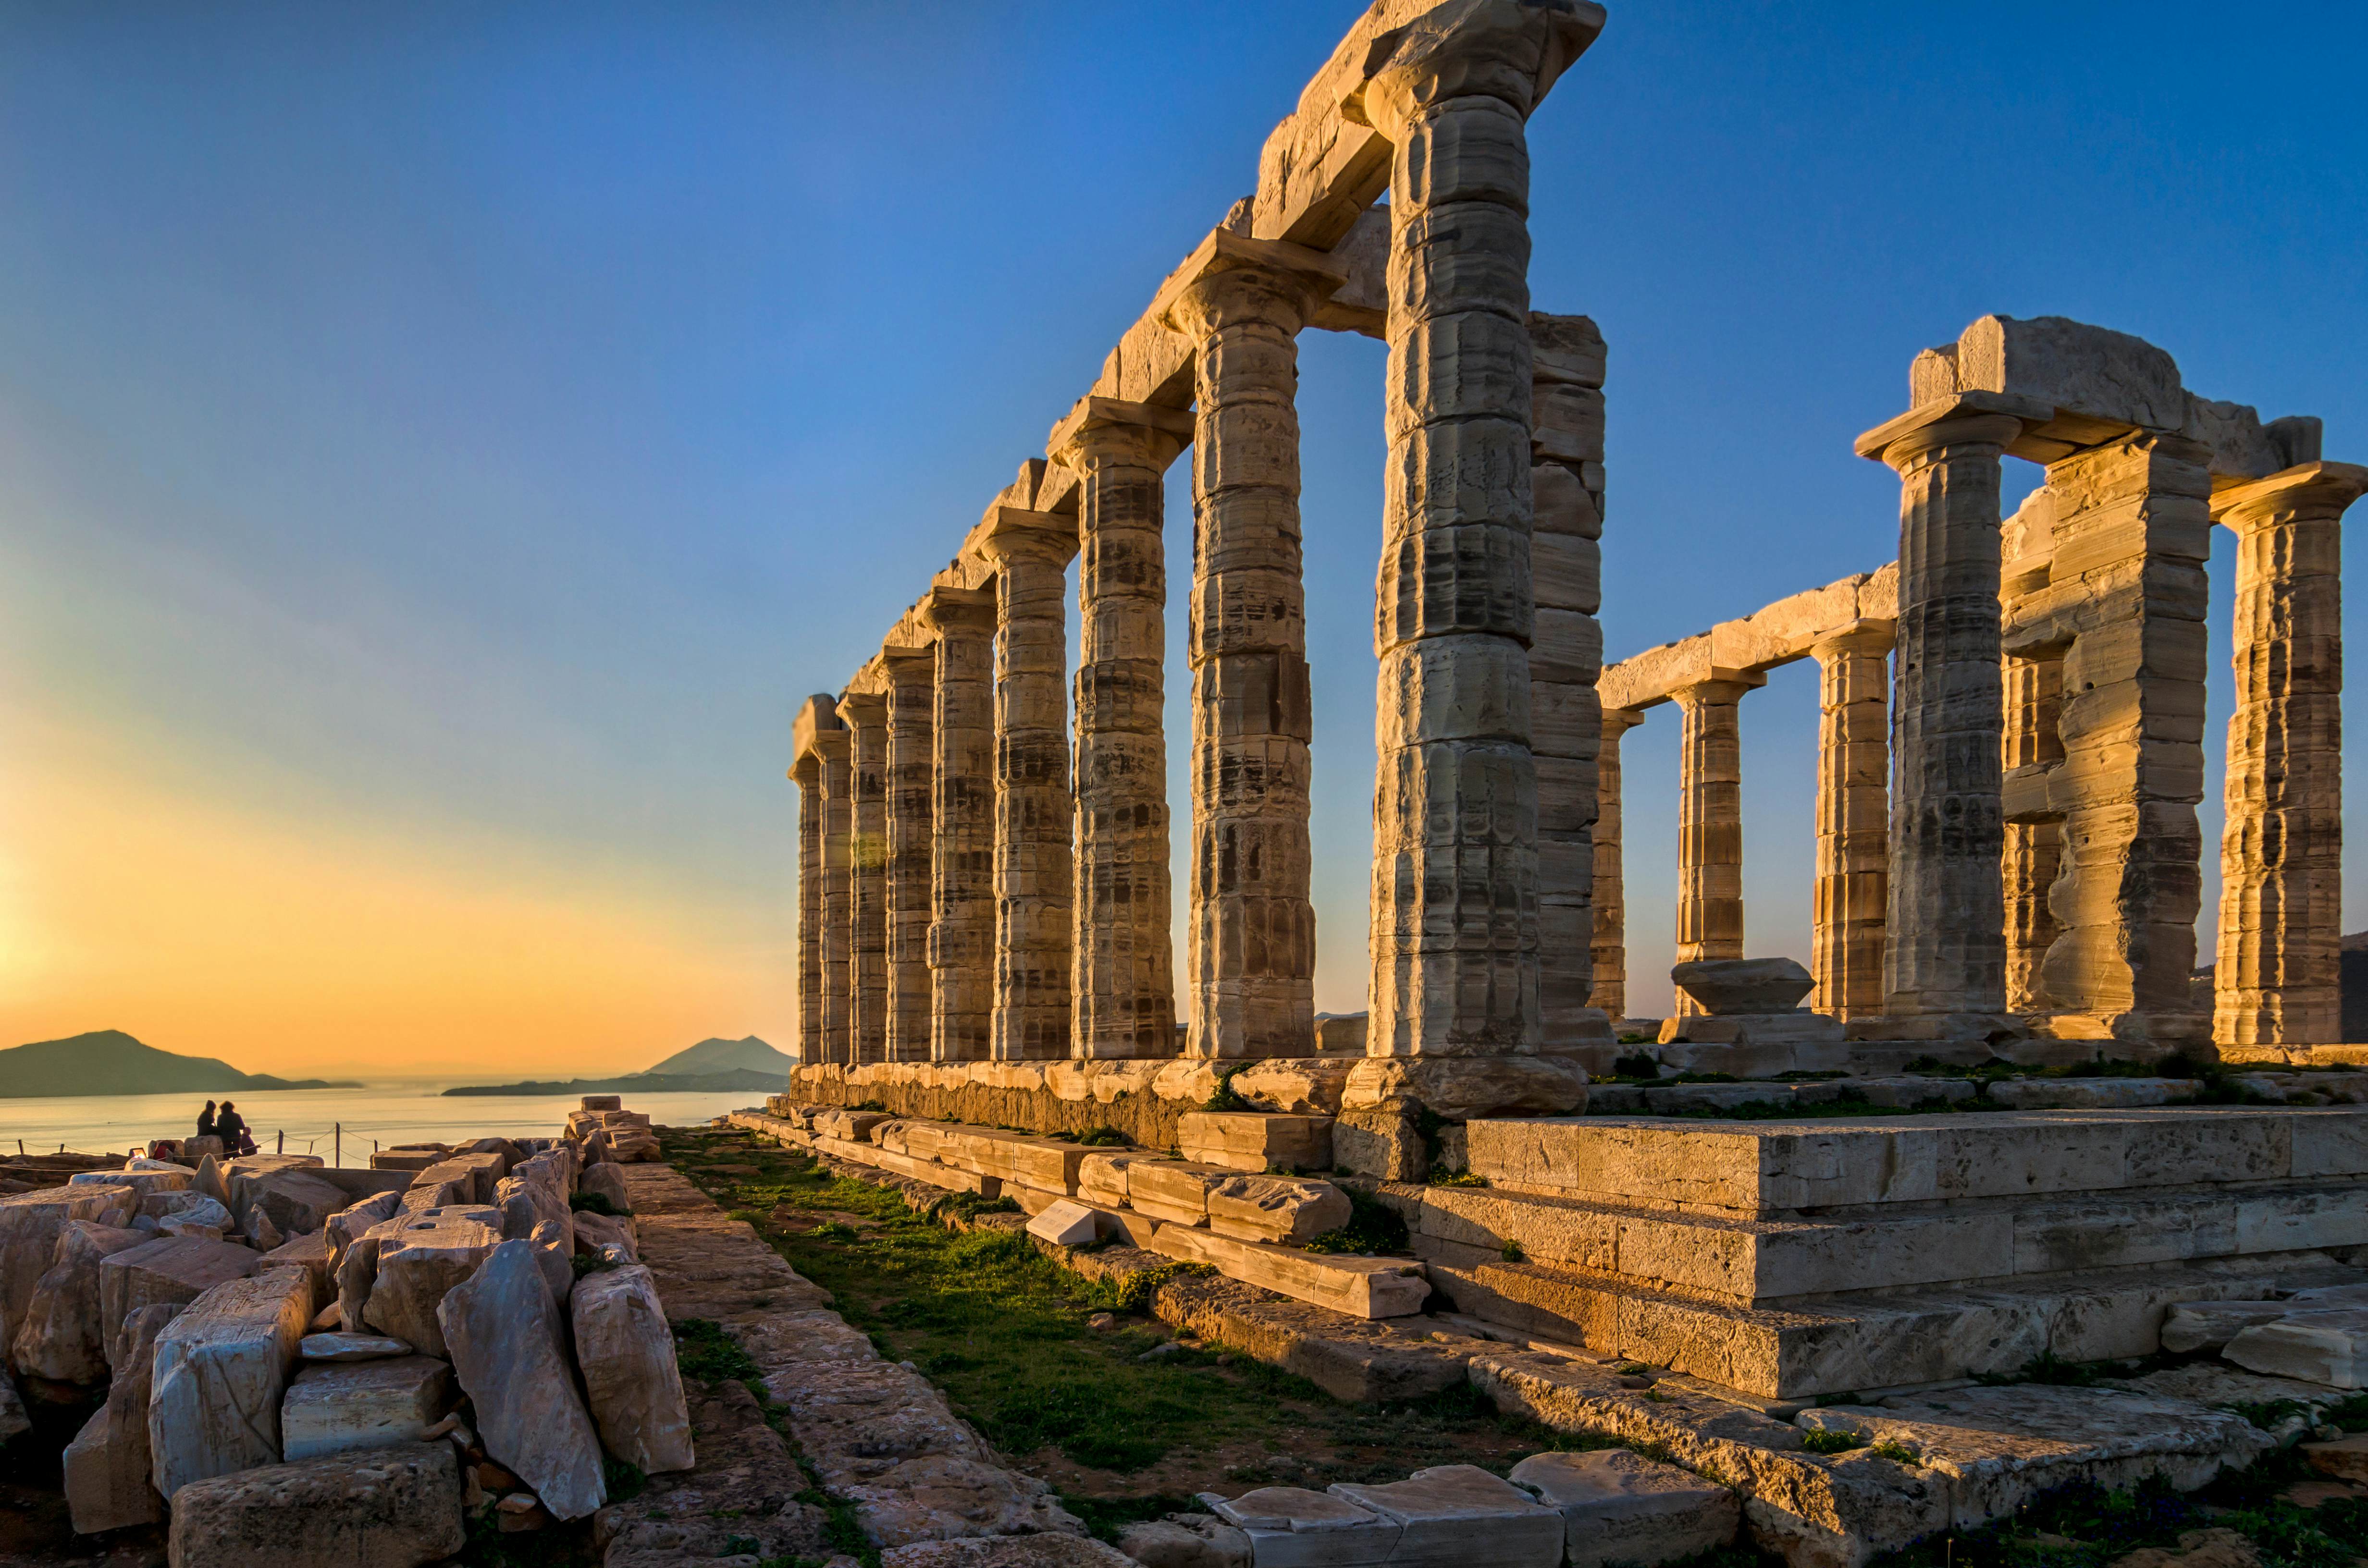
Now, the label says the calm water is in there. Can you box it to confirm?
[0,1079,770,1161]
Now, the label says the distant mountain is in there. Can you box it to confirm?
[0,1030,358,1099]
[643,1036,791,1077]
[444,1066,787,1098]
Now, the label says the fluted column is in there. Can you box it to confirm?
[840,690,890,1066]
[1672,677,1757,1015]
[1588,708,1643,1020]
[920,587,997,1062]
[1163,240,1339,1061]
[2213,462,2366,1046]
[792,753,823,1063]
[2032,435,2212,1039]
[1868,405,2027,1019]
[1810,629,1891,1020]
[1052,398,1189,1058]
[977,512,1077,1061]
[1359,5,1599,1062]
[2001,653,2065,1013]
[881,649,936,1063]
[815,727,853,1066]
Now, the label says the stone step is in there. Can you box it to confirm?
[1387,1175,2368,1306]
[1422,1242,2368,1400]
[1145,1223,1430,1320]
[1466,1106,2368,1217]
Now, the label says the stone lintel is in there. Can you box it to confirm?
[1597,567,1898,711]
[1046,394,1196,461]
[789,694,843,771]
[1852,390,2055,463]
[966,505,1079,567]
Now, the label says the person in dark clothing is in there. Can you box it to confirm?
[196,1101,217,1140]
[214,1102,255,1156]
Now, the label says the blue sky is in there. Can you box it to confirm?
[1,2,2360,1069]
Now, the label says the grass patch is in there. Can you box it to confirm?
[1302,1188,1411,1256]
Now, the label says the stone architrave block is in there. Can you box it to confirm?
[1176,1113,1334,1174]
[98,1237,259,1372]
[1509,1449,1740,1568]
[2225,1310,2368,1388]
[1206,1485,1399,1568]
[1,1183,136,1348]
[1147,1225,1428,1320]
[1328,1464,1565,1568]
[164,1442,464,1568]
[570,1263,694,1476]
[148,1266,314,1498]
[1204,1176,1352,1246]
[362,1205,504,1360]
[62,1303,179,1535]
[1124,1163,1239,1227]
[9,1220,148,1384]
[438,1238,605,1519]
[281,1355,452,1461]
[1025,1200,1103,1249]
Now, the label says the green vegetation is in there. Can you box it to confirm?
[1202,1067,1250,1112]
[1302,1188,1411,1256]
[1800,1427,1865,1455]
[568,1189,629,1217]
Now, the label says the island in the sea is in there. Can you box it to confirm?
[443,1033,792,1097]
[0,1029,362,1099]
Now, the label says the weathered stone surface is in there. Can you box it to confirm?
[1204,1175,1351,1246]
[98,1235,258,1374]
[1672,958,1816,1017]
[1330,1463,1566,1568]
[882,1538,1138,1568]
[8,1220,148,1383]
[577,1159,632,1213]
[572,1262,694,1474]
[1988,1079,2198,1110]
[1343,1056,1588,1121]
[63,1302,177,1534]
[226,1158,350,1237]
[1126,1161,1236,1226]
[164,1441,463,1568]
[574,1209,639,1263]
[1026,1199,1103,1248]
[1116,1516,1252,1568]
[0,1362,27,1441]
[362,1203,503,1360]
[149,1265,314,1497]
[302,1331,414,1361]
[261,1226,334,1302]
[282,1354,452,1460]
[1510,1448,1740,1568]
[1178,1112,1333,1173]
[1,1182,136,1348]
[1148,1225,1429,1319]
[2160,1301,2293,1354]
[2224,1309,2368,1387]
[439,1237,605,1519]
[1207,1485,1398,1567]
[1670,681,1757,1003]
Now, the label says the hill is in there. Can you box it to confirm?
[444,1066,787,1098]
[0,1030,358,1099]
[642,1035,791,1077]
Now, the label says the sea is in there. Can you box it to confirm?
[0,1078,773,1163]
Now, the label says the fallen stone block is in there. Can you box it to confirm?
[881,1537,1140,1568]
[164,1441,464,1568]
[156,1192,235,1238]
[1115,1516,1252,1568]
[1126,1162,1240,1227]
[1079,1151,1167,1208]
[283,1354,452,1461]
[362,1204,504,1360]
[576,1160,632,1213]
[62,1302,178,1534]
[1510,1448,1740,1568]
[368,1149,448,1174]
[581,1094,622,1111]
[149,1265,314,1497]
[574,1209,638,1262]
[1027,1199,1104,1248]
[226,1159,350,1237]
[99,1236,258,1371]
[439,1237,605,1519]
[1,1182,137,1347]
[1330,1464,1565,1568]
[325,1190,403,1274]
[69,1166,194,1200]
[261,1228,333,1303]
[1148,1226,1429,1320]
[814,1109,894,1144]
[1177,1112,1333,1174]
[2161,1301,2294,1354]
[1207,1485,1399,1567]
[1205,1175,1351,1246]
[2225,1310,2368,1387]
[572,1263,693,1475]
[302,1331,414,1362]
[1153,1273,1477,1403]
[8,1220,148,1384]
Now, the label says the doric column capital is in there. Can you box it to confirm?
[811,725,850,760]
[789,753,820,787]
[1855,391,2052,474]
[880,643,936,682]
[790,692,842,771]
[914,584,996,636]
[1810,622,1897,662]
[1154,228,1346,343]
[1601,706,1645,740]
[972,506,1077,568]
[1048,395,1193,473]
[2212,460,2368,531]
[1347,0,1605,136]
[837,689,887,729]
[1671,673,1765,708]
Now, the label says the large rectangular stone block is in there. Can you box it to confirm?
[149,1267,314,1497]
[1147,1224,1428,1319]
[1176,1112,1332,1173]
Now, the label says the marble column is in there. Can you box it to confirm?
[1810,629,1891,1020]
[1869,406,2027,1020]
[1051,398,1189,1058]
[1530,312,1609,1050]
[920,586,997,1062]
[1588,708,1643,1021]
[1672,677,1758,1014]
[792,753,824,1064]
[840,691,890,1066]
[815,727,853,1066]
[882,649,937,1063]
[1165,245,1335,1061]
[977,512,1077,1062]
[2032,435,2213,1040]
[2001,653,2065,1014]
[1359,5,1598,1063]
[2212,462,2366,1046]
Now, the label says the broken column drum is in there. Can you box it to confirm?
[921,587,997,1062]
